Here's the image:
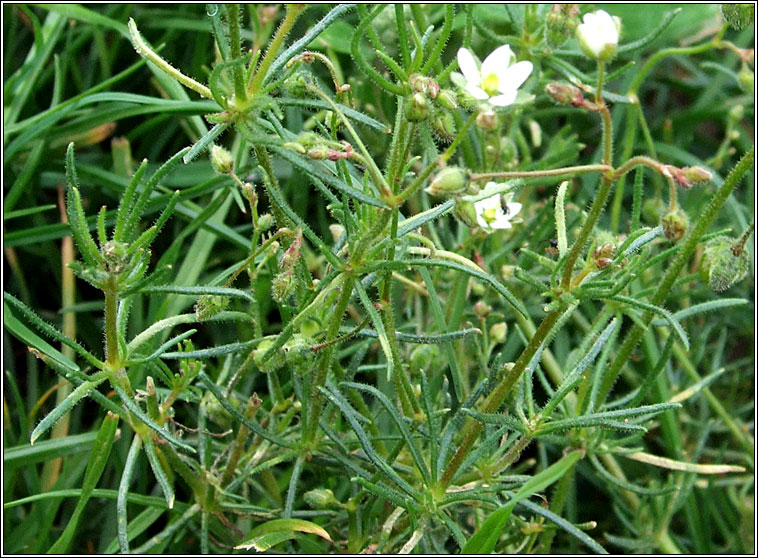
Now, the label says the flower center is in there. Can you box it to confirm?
[481,73,500,97]
[481,206,499,224]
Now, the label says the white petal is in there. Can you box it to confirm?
[501,61,533,92]
[480,45,513,80]
[457,48,480,85]
[491,217,512,229]
[466,84,490,100]
[488,89,518,107]
[507,202,522,218]
[480,195,501,211]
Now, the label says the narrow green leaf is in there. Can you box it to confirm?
[47,412,119,554]
[5,432,97,469]
[344,381,431,484]
[354,281,394,381]
[31,378,104,444]
[462,451,582,554]
[236,518,332,551]
[611,295,689,350]
[197,372,292,448]
[143,437,175,509]
[111,384,195,453]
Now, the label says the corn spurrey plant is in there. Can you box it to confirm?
[3,4,755,554]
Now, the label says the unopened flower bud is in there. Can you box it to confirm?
[576,10,620,62]
[545,83,584,106]
[474,300,491,318]
[594,241,616,259]
[682,166,713,185]
[329,223,345,243]
[700,234,751,292]
[296,132,322,149]
[595,257,613,269]
[282,141,306,154]
[102,240,129,273]
[425,167,469,197]
[661,206,689,242]
[405,92,430,122]
[271,272,296,303]
[410,345,439,371]
[436,89,458,110]
[545,9,578,48]
[283,69,315,97]
[307,145,329,160]
[254,339,285,373]
[642,197,666,226]
[489,322,508,344]
[280,230,303,270]
[283,335,313,373]
[476,109,498,131]
[501,265,516,280]
[257,213,275,231]
[457,88,479,110]
[729,104,745,122]
[304,488,339,509]
[453,199,479,228]
[195,295,230,321]
[721,4,755,29]
[210,145,234,174]
[432,112,456,141]
[738,64,754,94]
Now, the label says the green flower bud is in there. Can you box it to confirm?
[489,322,508,344]
[405,92,431,122]
[102,240,129,273]
[257,213,275,231]
[283,68,316,97]
[425,167,469,197]
[431,111,456,141]
[203,392,240,429]
[474,300,491,318]
[501,264,516,280]
[300,318,322,339]
[729,104,745,122]
[436,89,458,110]
[545,10,578,48]
[210,145,234,174]
[661,206,689,242]
[409,345,440,371]
[456,88,479,110]
[721,4,755,29]
[453,199,479,228]
[195,295,230,321]
[700,235,751,292]
[254,339,286,373]
[296,132,323,149]
[307,145,329,160]
[642,197,666,226]
[282,141,306,155]
[682,166,713,185]
[272,272,296,303]
[304,488,339,509]
[738,64,754,94]
[283,334,314,374]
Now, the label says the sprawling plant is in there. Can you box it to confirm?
[4,4,754,554]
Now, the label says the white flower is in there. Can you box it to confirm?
[453,45,533,107]
[474,186,522,231]
[576,10,620,62]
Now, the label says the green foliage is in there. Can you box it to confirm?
[3,3,754,555]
